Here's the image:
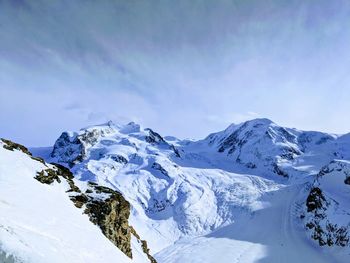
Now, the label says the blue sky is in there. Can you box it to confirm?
[1,0,350,146]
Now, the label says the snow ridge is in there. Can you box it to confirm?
[4,118,350,263]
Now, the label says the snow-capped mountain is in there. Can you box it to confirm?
[2,118,350,263]
[204,118,302,166]
[184,118,347,180]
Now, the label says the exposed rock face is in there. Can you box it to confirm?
[1,138,32,155]
[51,123,116,165]
[304,187,329,246]
[71,183,133,258]
[145,128,167,145]
[305,187,349,247]
[110,154,129,164]
[34,162,156,262]
[1,138,155,262]
[345,176,350,185]
[306,187,326,213]
[303,160,350,247]
[130,227,157,263]
[151,162,169,177]
[70,183,158,262]
[1,138,45,164]
[145,128,181,157]
[51,132,85,165]
[35,164,80,192]
[51,122,181,166]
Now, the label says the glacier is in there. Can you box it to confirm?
[1,118,350,262]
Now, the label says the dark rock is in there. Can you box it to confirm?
[304,186,349,247]
[170,145,181,158]
[35,169,61,184]
[1,138,32,156]
[145,129,166,144]
[130,227,157,263]
[70,194,89,208]
[2,138,155,262]
[152,162,169,177]
[245,162,256,169]
[35,164,80,193]
[306,187,326,213]
[273,163,288,177]
[110,155,128,164]
[344,177,350,185]
[51,132,85,166]
[83,189,133,258]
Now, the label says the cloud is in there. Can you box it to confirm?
[206,112,260,126]
[1,0,350,145]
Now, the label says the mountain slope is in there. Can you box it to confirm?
[156,184,337,263]
[0,139,152,263]
[185,118,344,179]
[46,121,285,251]
[36,118,350,263]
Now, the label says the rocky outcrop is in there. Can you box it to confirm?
[1,138,45,165]
[70,183,133,258]
[304,187,329,247]
[304,187,349,247]
[110,154,129,164]
[302,161,350,248]
[145,128,181,157]
[35,164,80,193]
[1,139,155,262]
[51,123,116,165]
[51,122,181,166]
[306,187,326,213]
[1,138,32,155]
[130,227,157,263]
[145,128,167,145]
[50,132,85,166]
[34,164,156,262]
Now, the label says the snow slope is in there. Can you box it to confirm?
[28,118,350,262]
[0,140,149,263]
[156,184,339,263]
[46,122,283,250]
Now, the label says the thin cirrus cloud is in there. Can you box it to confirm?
[1,0,350,146]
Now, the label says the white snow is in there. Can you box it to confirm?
[155,184,337,263]
[0,143,139,263]
[22,118,350,262]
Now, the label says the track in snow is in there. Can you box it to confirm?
[155,184,339,263]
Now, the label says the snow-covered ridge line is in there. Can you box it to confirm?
[51,121,180,166]
[4,117,350,263]
[0,138,154,263]
[44,118,350,262]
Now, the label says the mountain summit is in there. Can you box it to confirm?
[1,118,350,263]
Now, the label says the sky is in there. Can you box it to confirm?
[1,0,350,146]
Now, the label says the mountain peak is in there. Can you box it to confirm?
[80,120,118,131]
[222,118,274,135]
[236,118,275,131]
[244,118,274,125]
[119,121,141,134]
